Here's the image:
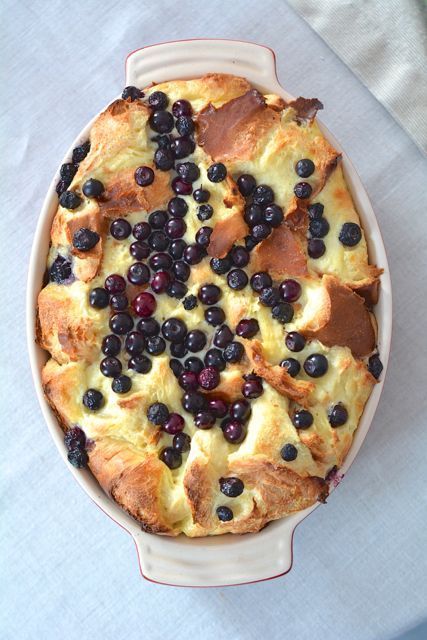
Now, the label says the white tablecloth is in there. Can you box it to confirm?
[2,1,427,639]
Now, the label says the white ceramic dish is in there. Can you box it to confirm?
[27,39,392,587]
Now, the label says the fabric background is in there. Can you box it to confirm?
[2,1,427,639]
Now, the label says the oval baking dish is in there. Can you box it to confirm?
[27,39,392,587]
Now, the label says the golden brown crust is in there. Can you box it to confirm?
[252,222,308,277]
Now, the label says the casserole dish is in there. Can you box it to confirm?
[27,39,392,587]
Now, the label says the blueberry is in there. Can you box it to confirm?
[109,312,133,335]
[185,330,207,353]
[110,293,128,311]
[127,262,150,285]
[230,399,251,422]
[169,359,184,378]
[280,358,300,377]
[309,217,330,238]
[182,294,198,310]
[263,204,284,228]
[272,302,294,324]
[204,348,226,372]
[223,341,244,363]
[137,317,160,336]
[183,244,204,265]
[193,188,210,203]
[197,204,213,221]
[194,411,216,429]
[216,506,233,522]
[172,99,192,117]
[171,137,195,160]
[125,331,146,355]
[237,174,256,197]
[102,334,121,356]
[252,223,271,242]
[72,141,90,163]
[176,115,194,136]
[184,357,204,374]
[213,325,234,348]
[55,179,69,196]
[250,272,272,293]
[181,391,206,414]
[205,307,225,327]
[154,147,174,171]
[148,230,169,251]
[285,331,306,352]
[82,389,104,411]
[111,218,132,240]
[292,409,313,429]
[259,286,280,307]
[105,274,126,293]
[149,209,168,229]
[151,269,171,296]
[82,178,104,198]
[253,184,274,207]
[196,226,213,247]
[219,477,244,498]
[179,371,199,391]
[135,166,155,187]
[244,203,263,228]
[242,376,263,399]
[122,85,144,101]
[295,159,315,178]
[329,403,348,427]
[279,279,302,303]
[159,447,182,469]
[198,284,221,305]
[304,353,328,377]
[133,221,151,240]
[245,235,258,251]
[100,356,122,378]
[162,318,187,343]
[149,110,174,134]
[294,182,312,199]
[280,443,298,461]
[64,426,86,451]
[208,398,228,418]
[308,203,324,220]
[167,281,188,299]
[173,260,190,281]
[230,246,250,268]
[207,163,227,182]
[128,355,152,374]
[169,239,187,259]
[171,342,187,358]
[236,318,259,339]
[210,256,231,275]
[112,375,132,394]
[60,162,77,183]
[222,420,246,444]
[146,335,166,356]
[59,191,82,210]
[130,241,150,260]
[176,162,199,183]
[148,91,168,110]
[147,402,169,425]
[168,197,188,218]
[227,269,248,290]
[149,252,172,271]
[368,354,383,379]
[308,238,326,259]
[163,413,185,435]
[67,449,89,468]
[173,432,191,453]
[339,222,362,247]
[89,287,109,309]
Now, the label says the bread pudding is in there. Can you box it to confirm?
[37,73,383,536]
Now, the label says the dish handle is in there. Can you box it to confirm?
[125,39,283,94]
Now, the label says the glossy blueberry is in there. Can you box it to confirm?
[82,389,104,411]
[252,223,271,242]
[104,274,126,294]
[128,355,152,374]
[294,182,312,199]
[169,359,184,378]
[368,354,383,379]
[137,317,160,336]
[169,238,187,259]
[183,244,204,265]
[244,203,263,228]
[237,174,256,197]
[329,403,348,427]
[280,443,298,461]
[210,256,231,275]
[245,235,258,251]
[163,413,185,435]
[198,283,221,305]
[132,221,151,241]
[185,330,207,353]
[125,331,146,355]
[176,162,199,183]
[154,147,174,171]
[168,197,188,218]
[159,447,182,469]
[178,371,199,392]
[112,375,132,394]
[59,191,82,210]
[308,203,324,220]
[127,262,150,285]
[149,209,168,229]
[82,178,104,198]
[194,411,216,429]
[173,432,191,453]
[292,409,313,429]
[216,506,233,522]
[230,399,251,422]
[205,306,225,327]
[259,286,280,307]
[219,477,244,498]
[109,312,133,335]
[280,358,301,378]
[263,204,284,228]
[111,218,132,240]
[173,260,190,281]
[213,325,234,349]
[242,377,263,399]
[122,85,143,101]
[309,217,330,238]
[102,334,121,356]
[89,287,109,309]
[60,162,77,183]
[166,214,190,240]
[303,353,328,377]
[55,179,69,196]
[223,341,244,363]
[230,245,250,268]
[162,318,187,343]
[167,281,188,299]
[148,110,174,134]
[339,222,362,246]
[149,252,172,272]
[207,162,227,182]
[130,241,150,260]
[193,188,210,203]
[204,348,226,372]
[182,294,197,310]
[110,293,128,311]
[134,166,155,187]
[253,184,274,207]
[208,398,228,418]
[236,318,259,339]
[250,271,272,293]
[132,292,157,318]
[222,420,246,444]
[184,357,204,374]
[146,335,166,356]
[285,331,306,352]
[181,391,206,415]
[295,158,315,178]
[148,91,168,110]
[172,176,193,195]
[148,230,169,251]
[308,238,326,259]
[171,343,187,360]
[175,115,194,136]
[272,302,294,324]
[195,226,213,247]
[171,136,195,160]
[172,99,192,117]
[147,402,169,425]
[72,141,90,164]
[197,204,213,221]
[279,279,301,303]
[227,269,248,290]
